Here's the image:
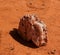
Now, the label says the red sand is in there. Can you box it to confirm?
[0,0,60,55]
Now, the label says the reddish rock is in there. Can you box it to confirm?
[18,14,47,47]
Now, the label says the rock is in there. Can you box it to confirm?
[18,14,47,47]
[51,49,56,54]
[48,49,56,55]
[10,47,14,50]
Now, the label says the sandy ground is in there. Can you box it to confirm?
[0,0,60,55]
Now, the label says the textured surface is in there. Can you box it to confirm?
[0,0,60,55]
[18,15,47,47]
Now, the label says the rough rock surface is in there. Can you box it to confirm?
[18,14,47,47]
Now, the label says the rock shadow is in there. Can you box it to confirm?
[9,28,38,48]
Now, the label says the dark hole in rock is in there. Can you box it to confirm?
[22,23,24,26]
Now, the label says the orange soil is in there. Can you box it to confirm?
[0,0,60,55]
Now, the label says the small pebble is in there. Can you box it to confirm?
[48,49,56,55]
[51,49,56,54]
[51,51,55,54]
[10,47,14,50]
[41,3,45,6]
[29,2,32,5]
[48,52,50,54]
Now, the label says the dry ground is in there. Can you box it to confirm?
[0,0,60,55]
